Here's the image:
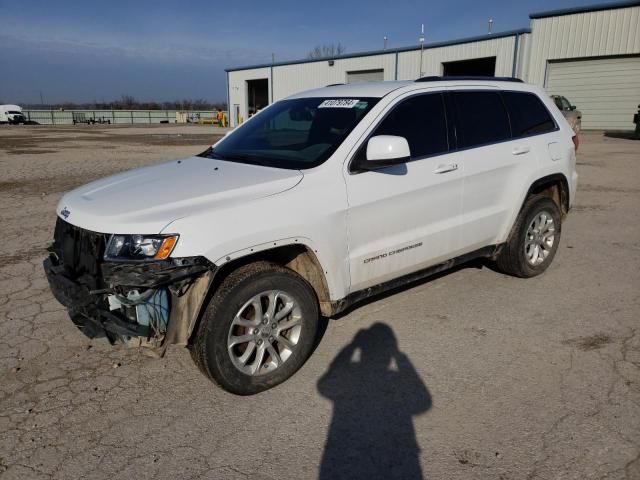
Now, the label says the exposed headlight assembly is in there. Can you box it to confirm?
[104,234,178,261]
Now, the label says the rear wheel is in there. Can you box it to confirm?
[495,195,562,278]
[191,262,319,395]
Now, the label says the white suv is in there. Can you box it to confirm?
[44,77,578,394]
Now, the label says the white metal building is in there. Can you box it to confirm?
[226,1,640,130]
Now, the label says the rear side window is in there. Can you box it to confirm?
[373,93,448,158]
[502,91,556,137]
[553,97,563,109]
[451,91,511,148]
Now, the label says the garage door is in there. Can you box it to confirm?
[545,56,640,130]
[346,69,384,83]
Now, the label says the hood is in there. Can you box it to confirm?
[57,156,303,234]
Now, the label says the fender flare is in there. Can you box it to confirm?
[211,236,337,310]
[526,173,570,213]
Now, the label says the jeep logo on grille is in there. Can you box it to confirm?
[60,207,71,219]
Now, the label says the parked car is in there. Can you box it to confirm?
[0,104,26,124]
[552,95,582,133]
[44,77,578,395]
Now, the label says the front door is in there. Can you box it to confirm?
[344,92,465,292]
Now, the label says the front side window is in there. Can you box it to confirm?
[451,91,511,148]
[370,93,449,159]
[202,97,378,169]
[502,91,556,137]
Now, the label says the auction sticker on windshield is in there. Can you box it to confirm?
[318,99,360,108]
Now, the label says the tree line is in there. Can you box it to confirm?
[19,95,227,111]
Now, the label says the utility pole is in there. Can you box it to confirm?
[418,24,425,78]
[270,53,275,105]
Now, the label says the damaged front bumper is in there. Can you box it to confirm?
[43,220,215,353]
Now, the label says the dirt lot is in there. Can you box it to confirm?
[0,125,639,479]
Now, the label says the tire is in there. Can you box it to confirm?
[495,195,562,278]
[190,262,319,395]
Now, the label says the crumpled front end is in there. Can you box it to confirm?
[43,218,214,354]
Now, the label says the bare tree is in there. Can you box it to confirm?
[307,43,346,59]
[119,95,137,109]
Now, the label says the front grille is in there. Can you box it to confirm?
[51,218,106,288]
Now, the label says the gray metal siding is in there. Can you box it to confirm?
[272,53,396,100]
[346,69,385,83]
[228,67,271,126]
[396,35,517,79]
[546,55,640,130]
[225,5,640,128]
[527,5,640,85]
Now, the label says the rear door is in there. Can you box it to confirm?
[344,92,465,292]
[448,89,519,252]
[453,89,557,251]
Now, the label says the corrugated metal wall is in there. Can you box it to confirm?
[227,5,640,129]
[273,53,397,99]
[545,56,640,129]
[229,36,518,125]
[527,5,640,85]
[396,35,517,79]
[228,67,271,124]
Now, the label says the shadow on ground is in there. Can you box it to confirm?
[317,323,432,480]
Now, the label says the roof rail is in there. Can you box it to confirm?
[325,83,345,87]
[415,76,524,83]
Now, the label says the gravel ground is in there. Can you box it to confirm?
[0,125,638,479]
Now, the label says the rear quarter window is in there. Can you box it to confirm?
[502,91,556,137]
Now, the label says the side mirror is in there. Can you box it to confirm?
[569,105,577,111]
[363,135,410,169]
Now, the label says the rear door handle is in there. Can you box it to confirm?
[512,145,530,155]
[433,163,459,174]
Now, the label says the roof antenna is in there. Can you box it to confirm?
[488,18,494,34]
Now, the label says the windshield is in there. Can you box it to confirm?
[200,97,379,169]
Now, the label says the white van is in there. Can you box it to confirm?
[0,105,26,124]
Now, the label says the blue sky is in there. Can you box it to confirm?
[0,0,622,104]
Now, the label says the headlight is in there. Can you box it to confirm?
[104,234,179,261]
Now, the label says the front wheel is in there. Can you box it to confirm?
[191,262,319,395]
[495,195,562,278]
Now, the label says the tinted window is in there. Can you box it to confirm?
[373,93,448,158]
[452,91,511,148]
[502,91,556,137]
[553,96,563,110]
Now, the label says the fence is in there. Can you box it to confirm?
[21,110,228,126]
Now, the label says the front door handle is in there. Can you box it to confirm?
[512,145,530,155]
[433,163,459,174]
